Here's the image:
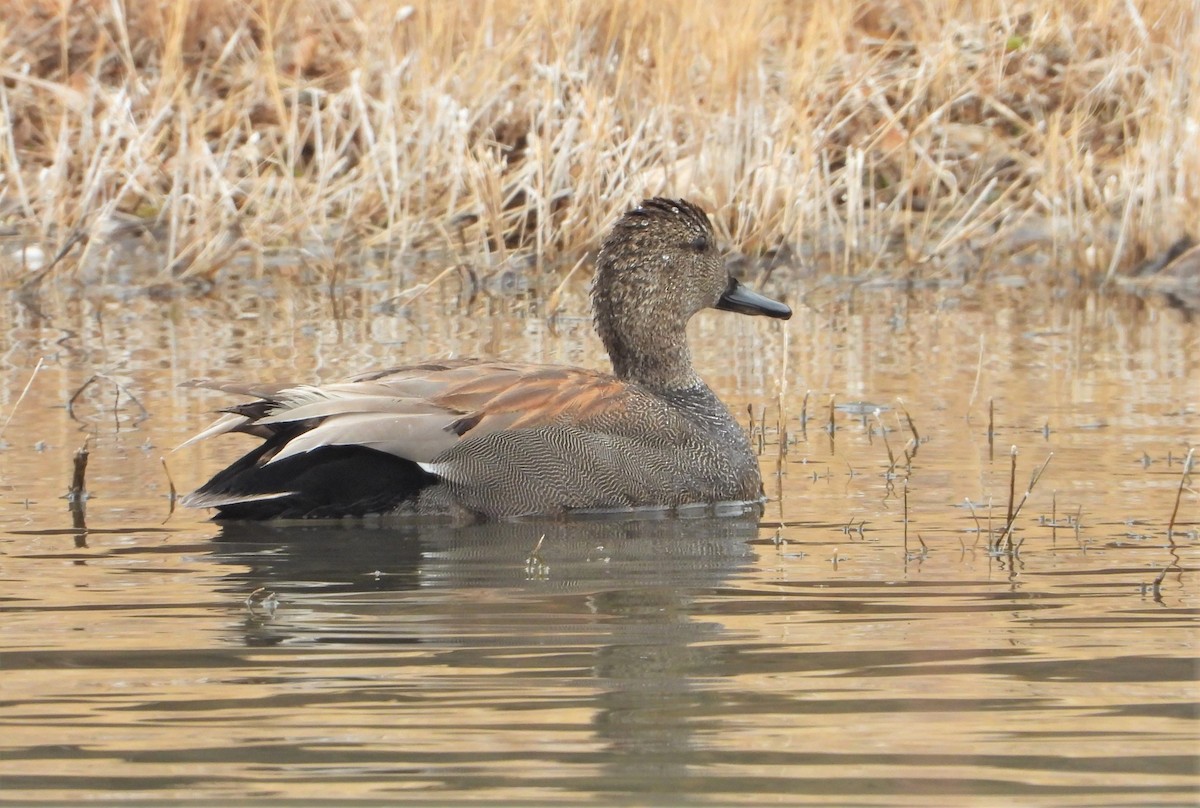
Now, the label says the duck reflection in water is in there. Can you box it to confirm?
[211,515,761,787]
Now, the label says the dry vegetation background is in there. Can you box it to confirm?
[1,0,1197,286]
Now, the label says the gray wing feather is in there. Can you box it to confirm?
[174,412,251,450]
[265,412,459,465]
[256,393,453,426]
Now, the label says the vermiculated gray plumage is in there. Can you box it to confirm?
[180,197,792,521]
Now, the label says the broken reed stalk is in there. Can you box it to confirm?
[967,335,985,415]
[777,407,788,460]
[0,357,45,441]
[382,263,467,315]
[987,398,995,453]
[775,321,788,460]
[876,411,896,472]
[525,533,549,579]
[1000,451,1055,552]
[827,394,836,435]
[1152,447,1194,600]
[1151,565,1168,601]
[543,253,589,319]
[776,391,789,476]
[965,497,988,548]
[800,390,810,436]
[776,315,789,420]
[1166,447,1194,539]
[897,398,920,452]
[16,229,87,295]
[161,457,178,517]
[1006,445,1017,529]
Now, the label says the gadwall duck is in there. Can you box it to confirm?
[181,198,792,520]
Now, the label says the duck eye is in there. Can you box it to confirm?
[689,234,709,252]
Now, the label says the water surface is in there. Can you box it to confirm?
[1,266,1197,804]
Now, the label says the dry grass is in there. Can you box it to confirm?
[0,0,1196,284]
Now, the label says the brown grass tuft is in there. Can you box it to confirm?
[1,0,1196,283]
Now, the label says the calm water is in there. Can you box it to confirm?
[1,263,1197,805]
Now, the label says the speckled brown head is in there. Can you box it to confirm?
[592,197,791,391]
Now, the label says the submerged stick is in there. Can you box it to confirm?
[67,374,150,426]
[68,442,90,502]
[69,441,90,533]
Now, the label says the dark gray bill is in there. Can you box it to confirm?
[715,278,792,319]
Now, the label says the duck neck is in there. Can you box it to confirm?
[596,306,702,392]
